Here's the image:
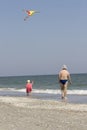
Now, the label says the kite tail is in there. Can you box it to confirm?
[35,11,40,13]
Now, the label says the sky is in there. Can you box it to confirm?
[0,0,87,76]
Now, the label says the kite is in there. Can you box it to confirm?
[23,9,40,21]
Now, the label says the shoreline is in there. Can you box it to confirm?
[0,90,87,104]
[0,96,87,111]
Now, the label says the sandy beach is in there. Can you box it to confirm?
[0,96,87,130]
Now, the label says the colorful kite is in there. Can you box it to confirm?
[23,9,40,21]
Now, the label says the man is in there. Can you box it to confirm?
[58,65,72,99]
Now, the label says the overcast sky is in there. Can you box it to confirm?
[0,0,87,76]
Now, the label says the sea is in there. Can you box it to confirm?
[0,74,87,104]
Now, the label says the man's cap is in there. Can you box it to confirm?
[62,65,67,69]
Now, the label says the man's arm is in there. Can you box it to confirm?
[68,74,72,84]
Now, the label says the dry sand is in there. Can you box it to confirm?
[0,96,87,130]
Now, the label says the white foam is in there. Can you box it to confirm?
[33,89,87,95]
[0,88,87,95]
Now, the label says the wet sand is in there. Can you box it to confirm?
[0,96,87,130]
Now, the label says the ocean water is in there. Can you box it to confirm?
[0,74,87,103]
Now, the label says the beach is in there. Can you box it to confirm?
[0,96,87,130]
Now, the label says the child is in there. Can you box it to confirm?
[26,80,33,96]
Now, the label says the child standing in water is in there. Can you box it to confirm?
[26,80,33,96]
